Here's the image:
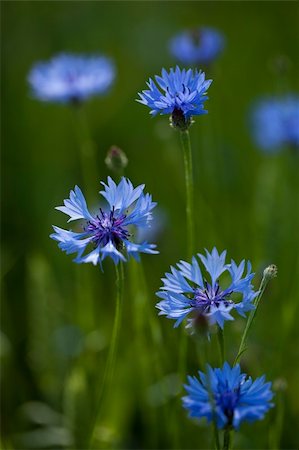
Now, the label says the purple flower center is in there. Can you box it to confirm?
[86,208,130,249]
[191,282,233,312]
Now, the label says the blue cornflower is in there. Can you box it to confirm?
[183,362,274,429]
[50,177,158,266]
[251,94,299,152]
[28,53,115,103]
[137,67,212,130]
[170,27,225,66]
[156,248,257,329]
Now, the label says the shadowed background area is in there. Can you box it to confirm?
[1,1,299,449]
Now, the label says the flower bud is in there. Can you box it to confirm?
[105,146,128,174]
[263,264,278,280]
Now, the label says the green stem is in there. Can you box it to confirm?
[73,106,98,200]
[234,272,271,366]
[180,129,194,259]
[212,421,221,450]
[177,129,193,415]
[88,262,124,448]
[223,428,232,450]
[217,326,225,366]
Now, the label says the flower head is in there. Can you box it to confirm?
[28,53,115,104]
[50,177,158,266]
[137,67,212,130]
[183,362,274,429]
[170,27,225,66]
[251,95,299,152]
[156,248,257,329]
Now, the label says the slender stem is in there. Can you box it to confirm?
[73,106,98,200]
[177,129,193,416]
[234,272,271,366]
[104,262,124,386]
[212,421,221,450]
[223,428,232,450]
[88,262,124,448]
[217,326,225,366]
[180,129,194,259]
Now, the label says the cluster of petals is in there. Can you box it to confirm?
[156,248,257,329]
[50,177,158,267]
[137,66,212,119]
[28,53,115,103]
[251,94,299,152]
[170,27,225,66]
[183,362,274,429]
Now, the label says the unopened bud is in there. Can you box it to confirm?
[105,146,128,174]
[273,377,287,392]
[263,264,278,280]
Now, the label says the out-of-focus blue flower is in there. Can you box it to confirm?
[28,53,115,103]
[170,27,225,66]
[50,177,158,266]
[183,362,274,429]
[251,95,299,152]
[137,67,212,130]
[156,248,257,329]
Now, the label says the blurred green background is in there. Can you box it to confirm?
[1,1,299,449]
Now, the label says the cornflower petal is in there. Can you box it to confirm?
[101,241,126,264]
[176,256,204,287]
[75,246,101,265]
[198,248,227,286]
[50,226,91,259]
[125,241,158,261]
[123,194,157,227]
[100,176,145,212]
[56,186,94,222]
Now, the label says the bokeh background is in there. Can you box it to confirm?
[2,1,299,449]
